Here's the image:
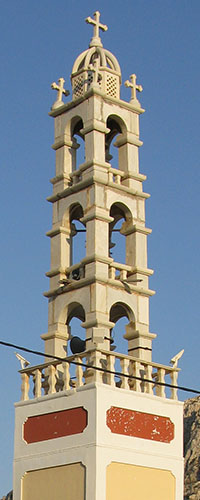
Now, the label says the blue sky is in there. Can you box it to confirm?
[0,0,200,495]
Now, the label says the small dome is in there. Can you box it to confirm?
[72,46,121,76]
[71,12,121,100]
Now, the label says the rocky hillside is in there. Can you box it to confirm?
[184,396,200,499]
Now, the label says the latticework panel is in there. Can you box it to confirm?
[106,75,117,97]
[73,75,85,98]
[87,71,102,90]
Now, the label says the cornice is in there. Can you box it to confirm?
[49,87,145,118]
[47,174,150,203]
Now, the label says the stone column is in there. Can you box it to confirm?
[51,133,79,193]
[123,321,156,362]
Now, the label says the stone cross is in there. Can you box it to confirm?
[124,74,143,101]
[51,77,70,109]
[85,11,108,47]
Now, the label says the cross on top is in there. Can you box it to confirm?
[51,77,70,109]
[85,11,108,47]
[124,74,143,102]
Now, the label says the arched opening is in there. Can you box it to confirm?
[109,202,132,266]
[66,302,86,357]
[71,117,85,169]
[109,301,134,354]
[108,302,136,386]
[105,115,126,169]
[69,203,86,270]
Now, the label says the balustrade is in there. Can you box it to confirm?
[19,348,179,402]
[108,167,124,185]
[68,166,126,187]
[109,262,132,281]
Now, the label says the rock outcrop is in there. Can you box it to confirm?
[184,396,200,499]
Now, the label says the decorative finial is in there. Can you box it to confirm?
[51,77,70,109]
[85,11,108,48]
[170,349,184,368]
[124,74,143,102]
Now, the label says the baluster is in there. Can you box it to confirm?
[120,358,129,390]
[62,361,70,390]
[145,364,153,395]
[128,360,141,392]
[115,174,121,184]
[84,352,93,385]
[21,372,30,401]
[48,364,56,394]
[92,350,103,383]
[109,266,116,279]
[170,370,178,400]
[106,354,115,386]
[108,172,113,183]
[34,369,42,398]
[128,360,134,389]
[155,368,166,398]
[134,361,141,392]
[120,269,127,280]
[75,357,83,387]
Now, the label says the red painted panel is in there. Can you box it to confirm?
[24,407,87,444]
[106,406,174,443]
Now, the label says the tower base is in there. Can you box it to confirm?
[13,382,183,500]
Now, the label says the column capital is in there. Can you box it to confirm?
[114,132,143,148]
[52,135,79,150]
[81,207,113,224]
[80,119,110,135]
[120,222,152,236]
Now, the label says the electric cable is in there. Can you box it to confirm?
[0,339,199,395]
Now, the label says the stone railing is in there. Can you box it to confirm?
[108,167,125,185]
[109,261,133,281]
[67,166,126,188]
[19,348,179,402]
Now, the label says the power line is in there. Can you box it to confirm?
[0,339,199,395]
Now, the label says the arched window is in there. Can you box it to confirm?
[66,302,86,356]
[109,302,134,354]
[71,117,85,170]
[109,202,132,265]
[105,115,126,170]
[69,203,86,270]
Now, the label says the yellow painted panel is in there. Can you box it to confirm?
[107,462,175,500]
[22,463,85,500]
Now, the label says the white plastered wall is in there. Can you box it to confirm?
[13,384,183,500]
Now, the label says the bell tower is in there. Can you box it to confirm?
[13,12,184,500]
[42,10,156,363]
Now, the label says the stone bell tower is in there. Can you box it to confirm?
[13,11,184,500]
[42,10,156,362]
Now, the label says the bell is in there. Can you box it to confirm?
[72,269,80,280]
[70,336,86,354]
